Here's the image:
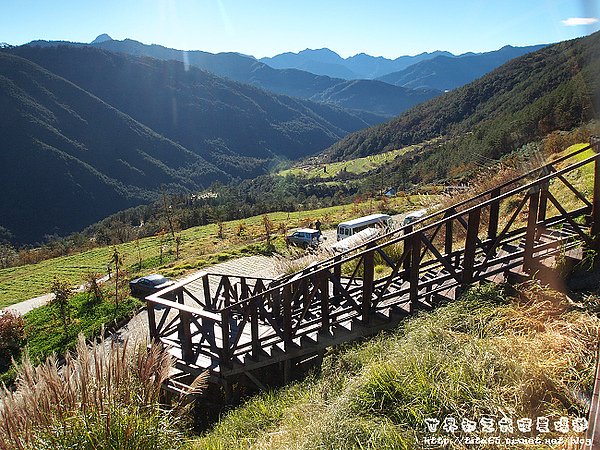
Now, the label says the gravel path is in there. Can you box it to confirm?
[1,275,110,316]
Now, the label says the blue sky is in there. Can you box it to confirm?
[2,0,599,58]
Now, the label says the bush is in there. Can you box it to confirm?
[0,335,197,449]
[0,311,26,372]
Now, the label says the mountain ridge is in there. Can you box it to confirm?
[376,44,548,91]
[260,48,455,79]
[28,37,440,118]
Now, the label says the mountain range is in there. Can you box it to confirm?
[260,48,454,79]
[28,38,440,118]
[0,34,570,244]
[376,44,547,91]
[0,46,382,243]
[259,45,547,83]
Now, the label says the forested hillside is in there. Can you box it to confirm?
[0,52,229,243]
[325,32,599,182]
[0,46,380,244]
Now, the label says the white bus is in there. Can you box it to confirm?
[336,213,392,241]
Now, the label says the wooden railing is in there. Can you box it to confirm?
[147,142,600,372]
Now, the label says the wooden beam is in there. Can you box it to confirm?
[523,186,540,273]
[250,299,260,359]
[591,136,600,253]
[319,270,330,332]
[179,309,194,363]
[362,244,375,324]
[220,309,231,368]
[283,284,293,349]
[409,233,421,305]
[488,188,500,241]
[462,209,481,286]
[202,273,212,309]
[147,302,158,340]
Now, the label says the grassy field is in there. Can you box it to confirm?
[278,146,416,180]
[0,195,431,308]
[190,283,599,450]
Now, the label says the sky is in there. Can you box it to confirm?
[2,0,599,58]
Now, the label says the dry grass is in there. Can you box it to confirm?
[191,283,600,450]
[0,335,196,449]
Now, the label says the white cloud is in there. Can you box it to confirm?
[561,17,599,26]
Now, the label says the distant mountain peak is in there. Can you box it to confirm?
[91,34,112,44]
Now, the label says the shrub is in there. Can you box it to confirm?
[0,335,199,449]
[0,311,26,372]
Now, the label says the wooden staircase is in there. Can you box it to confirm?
[146,142,600,396]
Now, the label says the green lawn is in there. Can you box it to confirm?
[278,146,416,180]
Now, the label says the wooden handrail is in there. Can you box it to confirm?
[221,148,600,312]
[272,143,593,283]
[147,295,221,322]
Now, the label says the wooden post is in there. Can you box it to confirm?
[333,256,342,298]
[147,301,158,340]
[488,188,500,241]
[591,137,600,253]
[318,271,330,332]
[250,299,260,359]
[444,216,453,257]
[403,224,413,273]
[462,209,481,286]
[176,288,185,305]
[202,273,212,309]
[523,186,540,273]
[283,284,293,349]
[362,244,375,324]
[221,309,231,368]
[283,359,292,384]
[409,232,421,306]
[240,277,249,300]
[272,288,281,318]
[223,277,231,308]
[179,310,194,362]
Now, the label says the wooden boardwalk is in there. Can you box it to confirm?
[146,142,600,416]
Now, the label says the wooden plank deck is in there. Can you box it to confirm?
[145,143,600,397]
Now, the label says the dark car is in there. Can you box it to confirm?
[129,274,174,298]
[285,228,324,248]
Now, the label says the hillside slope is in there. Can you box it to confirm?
[0,52,225,243]
[191,285,598,449]
[29,38,439,118]
[11,45,384,178]
[324,32,599,182]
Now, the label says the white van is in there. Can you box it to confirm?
[336,213,392,241]
[402,209,427,226]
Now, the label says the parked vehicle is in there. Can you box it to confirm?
[402,209,427,226]
[336,213,392,241]
[331,227,380,252]
[286,228,324,248]
[129,274,174,298]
